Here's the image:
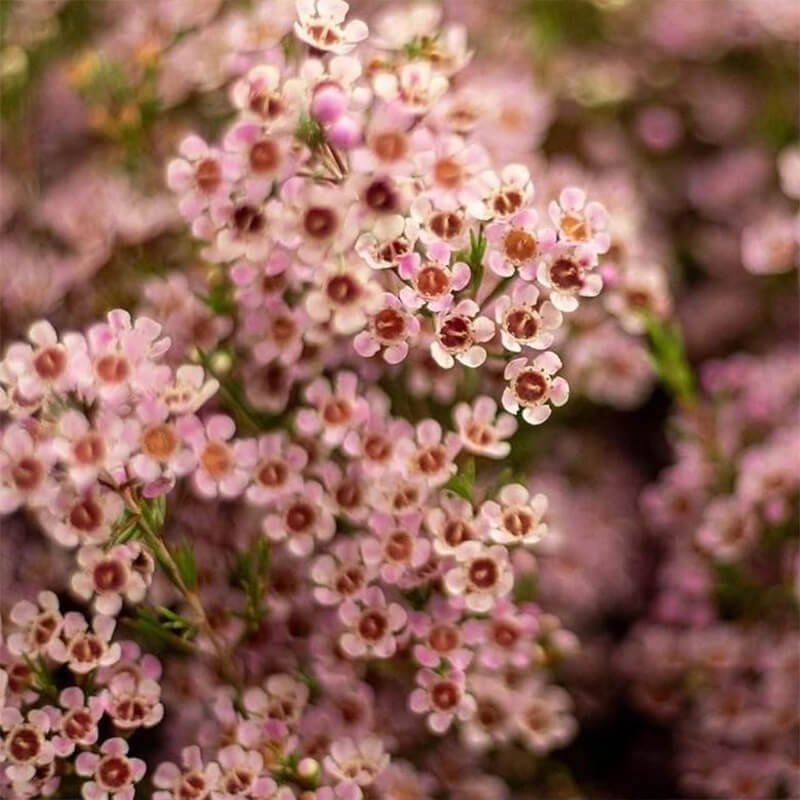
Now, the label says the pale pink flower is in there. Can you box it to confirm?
[0,706,56,795]
[548,187,610,255]
[355,214,418,271]
[339,587,407,658]
[410,599,472,669]
[312,538,373,605]
[361,512,431,584]
[604,266,672,334]
[230,63,296,128]
[395,419,461,487]
[351,103,416,177]
[39,486,124,548]
[513,680,576,754]
[296,372,369,447]
[409,196,470,250]
[49,612,121,674]
[342,412,412,478]
[159,365,219,416]
[460,675,514,751]
[480,484,548,547]
[294,0,368,55]
[153,746,221,800]
[463,599,539,670]
[465,164,534,221]
[7,591,63,658]
[444,541,513,612]
[453,396,517,458]
[431,300,495,369]
[70,543,153,616]
[373,61,448,114]
[425,493,479,557]
[485,208,555,278]
[246,432,308,505]
[52,687,103,756]
[741,211,799,275]
[212,745,276,799]
[0,423,57,513]
[178,414,257,499]
[398,243,470,313]
[262,481,336,557]
[354,293,420,364]
[410,668,476,734]
[696,497,758,561]
[494,283,563,352]
[166,135,233,221]
[101,671,164,731]
[75,737,147,800]
[502,353,569,425]
[324,736,389,786]
[535,241,602,312]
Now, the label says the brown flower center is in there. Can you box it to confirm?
[304,206,337,239]
[33,346,66,380]
[502,508,534,538]
[433,157,463,188]
[372,131,407,162]
[63,709,93,741]
[468,557,499,589]
[334,566,365,596]
[549,258,584,291]
[98,755,133,790]
[326,274,360,305]
[286,501,315,532]
[372,308,406,342]
[431,680,460,710]
[364,434,391,462]
[504,308,540,340]
[364,178,397,212]
[7,726,41,763]
[416,265,449,298]
[493,620,520,648]
[513,369,549,406]
[429,211,463,240]
[438,316,473,352]
[69,633,104,664]
[322,398,352,425]
[11,457,43,490]
[415,445,447,474]
[250,139,280,173]
[560,212,587,240]
[141,424,177,460]
[429,623,459,652]
[73,433,105,465]
[256,459,288,488]
[195,158,221,193]
[200,441,232,478]
[95,354,130,383]
[93,559,127,592]
[385,530,413,562]
[443,519,473,547]
[358,609,388,641]
[69,496,103,532]
[503,229,537,263]
[233,204,266,235]
[492,189,524,216]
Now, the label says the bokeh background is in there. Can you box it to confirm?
[1,1,798,798]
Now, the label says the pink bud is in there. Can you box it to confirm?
[311,85,347,124]
[327,115,362,149]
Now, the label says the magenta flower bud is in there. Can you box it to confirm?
[327,114,361,149]
[311,84,347,124]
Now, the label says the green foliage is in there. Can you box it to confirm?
[642,313,696,404]
[125,606,197,652]
[231,537,271,632]
[172,541,198,590]
[444,456,476,501]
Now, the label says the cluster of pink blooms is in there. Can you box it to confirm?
[622,350,800,799]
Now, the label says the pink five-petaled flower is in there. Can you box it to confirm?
[431,299,495,369]
[465,163,534,221]
[214,744,279,798]
[75,737,146,800]
[548,186,610,255]
[294,0,368,55]
[7,590,63,658]
[52,687,103,756]
[373,60,448,114]
[494,283,563,352]
[361,512,431,585]
[311,538,373,606]
[409,599,472,669]
[178,414,258,499]
[263,481,336,557]
[339,587,407,659]
[0,706,56,794]
[485,207,555,278]
[296,372,369,447]
[463,599,540,670]
[166,135,232,221]
[453,395,517,459]
[246,432,308,505]
[70,543,153,616]
[480,483,548,547]
[324,736,389,788]
[354,292,420,365]
[536,241,602,313]
[398,242,470,313]
[513,679,576,754]
[0,422,57,514]
[502,353,569,426]
[410,668,476,734]
[396,419,461,487]
[425,493,479,557]
[153,746,222,800]
[444,541,513,613]
[49,612,121,674]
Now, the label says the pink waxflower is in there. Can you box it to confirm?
[463,599,539,670]
[355,214,418,271]
[159,365,219,416]
[49,612,121,674]
[294,0,368,55]
[461,675,514,751]
[444,541,514,612]
[52,687,103,756]
[39,485,124,547]
[166,135,233,221]
[246,432,308,505]
[324,736,388,787]
[75,737,146,800]
[425,493,479,557]
[231,63,295,126]
[296,372,369,447]
[535,241,602,312]
[70,543,153,616]
[153,746,221,800]
[178,414,258,499]
[453,396,517,459]
[410,668,476,734]
[354,293,420,364]
[262,481,336,557]
[339,587,407,659]
[86,310,171,407]
[312,538,374,606]
[0,706,57,797]
[0,319,90,406]
[398,244,471,313]
[342,411,412,478]
[373,61,449,114]
[101,671,164,731]
[431,300,495,369]
[0,422,58,514]
[410,599,472,670]
[214,745,277,799]
[465,164,535,221]
[361,512,431,584]
[480,484,549,547]
[410,196,470,250]
[502,353,569,425]
[513,680,576,753]
[320,461,370,522]
[695,497,758,561]
[485,208,555,278]
[204,196,277,262]
[396,419,461,487]
[494,283,563,352]
[305,258,383,335]
[604,266,672,335]
[7,591,64,658]
[548,187,610,255]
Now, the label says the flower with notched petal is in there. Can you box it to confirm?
[502,353,569,426]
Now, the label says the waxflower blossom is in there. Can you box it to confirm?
[480,484,549,547]
[485,207,554,278]
[75,737,146,800]
[453,396,518,458]
[294,0,368,55]
[49,612,121,674]
[513,681,577,754]
[263,481,336,556]
[296,372,369,447]
[167,135,232,220]
[494,284,563,352]
[324,736,388,788]
[7,591,64,658]
[444,542,514,612]
[431,300,495,369]
[536,242,603,312]
[396,419,461,487]
[52,687,103,755]
[503,353,569,425]
[339,587,407,658]
[409,668,476,734]
[353,293,420,364]
[548,186,610,255]
[398,246,470,312]
[0,423,57,514]
[153,746,221,800]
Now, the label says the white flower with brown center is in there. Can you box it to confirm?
[431,300,496,369]
[294,0,368,55]
[480,484,548,547]
[502,352,569,426]
[444,541,513,613]
[339,587,407,659]
[453,395,518,459]
[494,283,563,352]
